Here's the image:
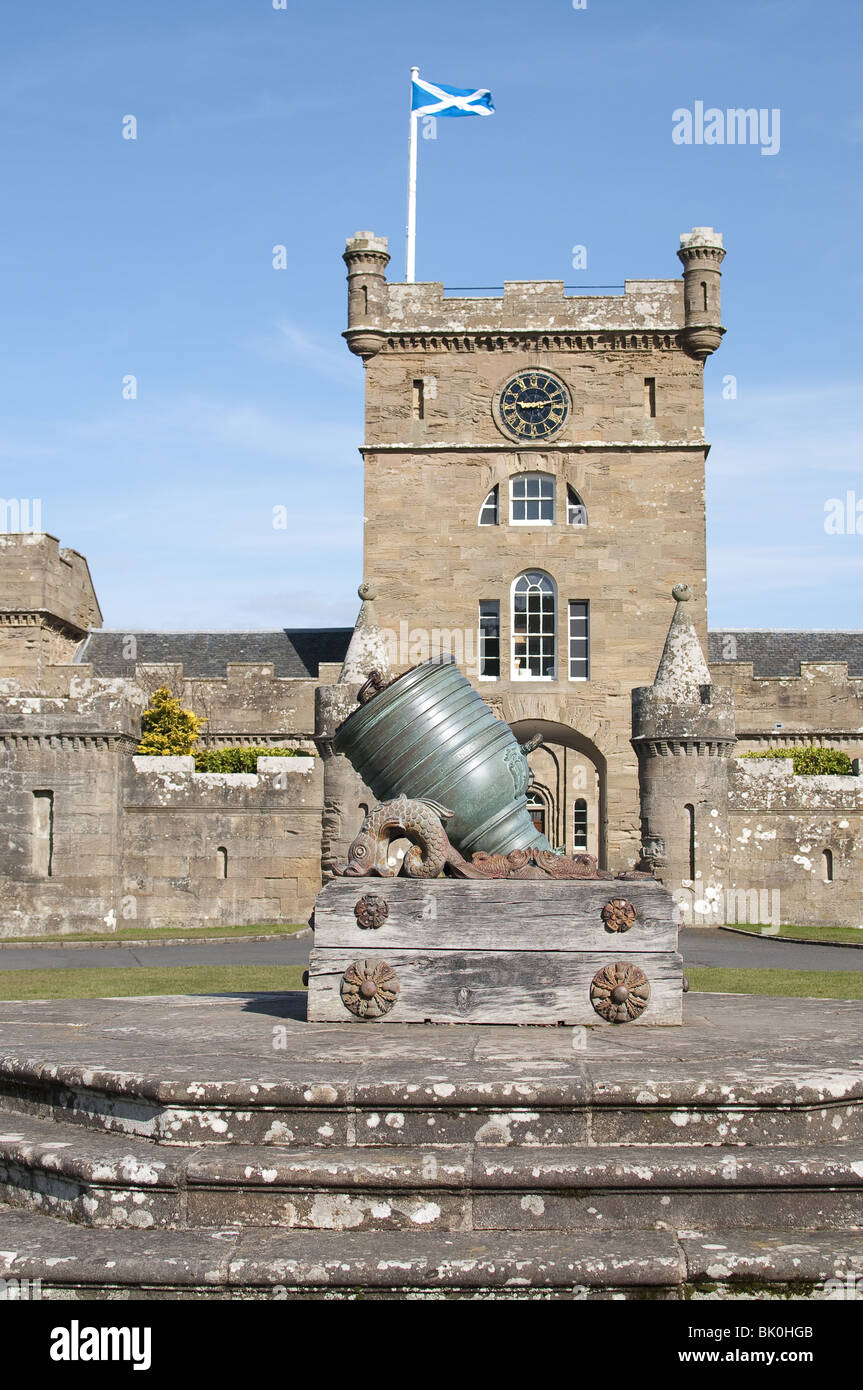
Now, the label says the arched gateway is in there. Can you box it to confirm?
[508,718,607,867]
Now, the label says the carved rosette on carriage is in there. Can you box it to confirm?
[306,792,683,1026]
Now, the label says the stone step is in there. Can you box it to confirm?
[1,1204,860,1300]
[2,1052,861,1149]
[1,1111,861,1233]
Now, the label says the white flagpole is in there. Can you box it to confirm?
[405,65,419,283]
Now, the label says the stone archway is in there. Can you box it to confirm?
[509,719,608,867]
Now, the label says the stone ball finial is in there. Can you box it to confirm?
[358,581,377,602]
[671,583,692,603]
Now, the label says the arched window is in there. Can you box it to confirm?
[566,486,587,526]
[478,485,499,526]
[512,571,556,679]
[510,473,555,525]
[573,798,588,851]
[216,846,228,879]
[823,848,834,883]
[527,796,546,836]
[700,280,708,311]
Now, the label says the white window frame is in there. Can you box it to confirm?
[478,485,499,526]
[568,600,590,681]
[478,600,501,681]
[573,797,588,852]
[566,485,587,527]
[511,571,557,681]
[509,472,555,526]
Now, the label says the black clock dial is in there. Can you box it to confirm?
[499,371,568,440]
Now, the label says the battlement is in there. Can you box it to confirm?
[344,226,723,362]
[0,533,102,631]
[0,533,102,674]
[384,279,684,335]
[710,659,863,747]
[0,669,146,743]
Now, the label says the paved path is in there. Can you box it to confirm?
[0,929,859,973]
[0,937,312,972]
[680,928,863,974]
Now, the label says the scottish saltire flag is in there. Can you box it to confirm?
[410,76,495,118]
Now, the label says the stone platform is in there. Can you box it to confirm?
[0,991,861,1299]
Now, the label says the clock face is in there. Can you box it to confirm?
[498,371,568,440]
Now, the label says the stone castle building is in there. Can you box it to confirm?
[2,226,862,935]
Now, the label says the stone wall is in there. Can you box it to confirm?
[0,533,102,675]
[0,653,325,935]
[710,661,863,758]
[131,663,318,748]
[670,757,863,930]
[722,758,863,929]
[122,756,323,931]
[0,671,144,937]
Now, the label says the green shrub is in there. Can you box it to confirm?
[137,686,204,755]
[193,746,312,773]
[742,747,853,775]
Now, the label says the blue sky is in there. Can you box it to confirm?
[1,0,860,631]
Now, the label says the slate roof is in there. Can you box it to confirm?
[73,627,863,682]
[707,631,863,678]
[76,630,353,679]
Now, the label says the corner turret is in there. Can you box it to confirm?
[343,231,390,361]
[632,584,735,887]
[677,227,726,360]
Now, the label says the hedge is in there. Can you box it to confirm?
[742,747,853,775]
[193,747,312,773]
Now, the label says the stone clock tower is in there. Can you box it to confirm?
[342,227,725,869]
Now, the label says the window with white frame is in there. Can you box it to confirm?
[573,798,588,851]
[568,600,589,680]
[566,485,587,526]
[510,473,555,525]
[512,572,556,679]
[478,486,499,526]
[478,601,500,678]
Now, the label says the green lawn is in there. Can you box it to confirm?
[1,922,308,946]
[687,966,863,1000]
[0,963,858,1004]
[0,965,308,1001]
[723,923,863,946]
